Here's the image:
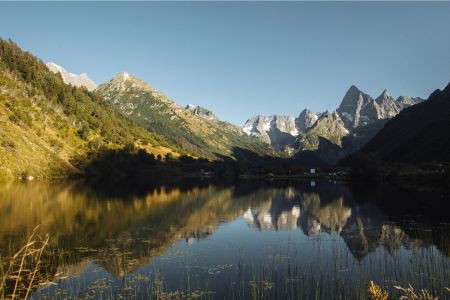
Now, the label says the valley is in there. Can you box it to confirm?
[1,2,450,299]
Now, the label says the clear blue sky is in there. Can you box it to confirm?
[1,2,449,126]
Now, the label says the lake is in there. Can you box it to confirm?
[0,180,449,299]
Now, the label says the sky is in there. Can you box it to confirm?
[0,2,449,126]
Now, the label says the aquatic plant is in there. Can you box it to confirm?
[394,284,438,300]
[368,281,446,300]
[368,281,389,300]
[0,226,50,299]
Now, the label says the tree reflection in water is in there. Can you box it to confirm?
[0,180,448,299]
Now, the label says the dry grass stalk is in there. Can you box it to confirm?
[394,284,438,300]
[0,226,50,299]
[368,281,389,300]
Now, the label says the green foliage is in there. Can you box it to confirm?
[96,77,278,160]
[0,38,171,179]
[0,38,280,179]
[8,110,32,128]
[0,38,160,152]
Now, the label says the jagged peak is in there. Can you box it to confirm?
[105,72,154,90]
[376,89,392,100]
[299,108,313,115]
[46,61,97,91]
[339,85,371,107]
[115,72,132,81]
[348,85,361,93]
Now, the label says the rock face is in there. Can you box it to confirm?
[296,109,319,132]
[358,82,450,163]
[185,104,216,120]
[396,96,425,109]
[337,85,375,129]
[294,112,349,165]
[46,62,97,91]
[336,87,413,129]
[243,112,318,149]
[243,85,424,164]
[243,115,299,148]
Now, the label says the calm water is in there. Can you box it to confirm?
[0,180,449,299]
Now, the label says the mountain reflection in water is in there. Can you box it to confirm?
[0,180,448,299]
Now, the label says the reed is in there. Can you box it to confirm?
[0,226,49,299]
[394,284,438,300]
[368,281,448,300]
[368,281,389,300]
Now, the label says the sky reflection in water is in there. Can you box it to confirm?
[0,180,448,299]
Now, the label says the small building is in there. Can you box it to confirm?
[310,168,316,174]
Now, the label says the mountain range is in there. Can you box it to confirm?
[0,38,448,179]
[0,39,275,179]
[243,85,424,164]
[46,62,97,91]
[358,82,450,163]
[95,72,273,159]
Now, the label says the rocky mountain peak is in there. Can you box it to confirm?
[337,86,374,129]
[296,109,318,133]
[375,89,394,102]
[112,71,137,83]
[185,104,217,120]
[46,62,97,91]
[378,89,391,99]
[396,96,425,109]
[348,85,362,94]
[120,72,130,81]
[242,85,425,163]
[102,72,159,95]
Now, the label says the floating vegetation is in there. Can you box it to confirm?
[0,181,449,299]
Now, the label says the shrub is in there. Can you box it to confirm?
[1,139,16,150]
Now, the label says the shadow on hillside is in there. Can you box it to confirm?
[80,145,336,197]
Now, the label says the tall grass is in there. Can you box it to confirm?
[368,281,450,300]
[0,226,49,299]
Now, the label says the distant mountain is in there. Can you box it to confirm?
[243,115,299,148]
[243,85,423,164]
[357,82,450,163]
[336,86,420,129]
[296,111,348,150]
[296,109,319,133]
[46,62,97,91]
[185,104,216,120]
[0,39,163,179]
[337,85,376,129]
[96,72,274,159]
[396,96,425,109]
[243,111,318,149]
[294,112,349,164]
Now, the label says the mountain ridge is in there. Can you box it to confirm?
[46,62,97,91]
[96,71,276,160]
[243,85,424,164]
[355,82,450,163]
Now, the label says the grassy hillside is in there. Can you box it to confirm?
[0,39,172,179]
[96,72,277,159]
[0,39,278,180]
